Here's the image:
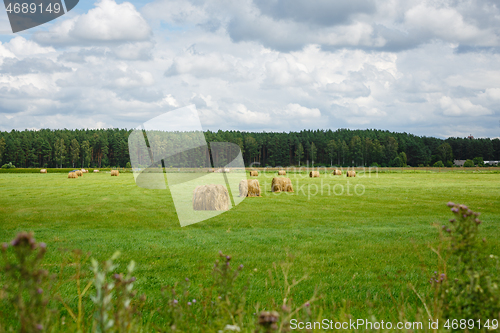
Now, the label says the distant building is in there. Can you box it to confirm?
[467,134,474,140]
[454,160,466,166]
[484,161,499,165]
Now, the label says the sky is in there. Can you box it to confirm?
[0,0,500,138]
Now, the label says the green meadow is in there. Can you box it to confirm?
[0,171,499,321]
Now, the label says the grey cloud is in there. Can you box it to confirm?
[0,58,72,75]
[253,0,376,27]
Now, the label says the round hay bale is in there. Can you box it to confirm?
[271,177,294,192]
[93,170,99,173]
[40,169,47,173]
[239,179,261,197]
[75,170,83,177]
[111,170,120,176]
[278,170,286,176]
[224,168,230,173]
[81,169,88,173]
[68,172,78,179]
[347,170,356,177]
[332,170,342,176]
[309,171,320,178]
[250,170,258,177]
[192,185,230,211]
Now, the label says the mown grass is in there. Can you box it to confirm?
[0,171,499,322]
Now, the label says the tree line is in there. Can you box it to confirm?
[0,128,499,168]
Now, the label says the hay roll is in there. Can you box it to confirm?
[271,177,294,192]
[40,169,47,173]
[75,170,83,177]
[192,185,230,211]
[250,170,258,177]
[278,170,286,176]
[68,172,78,179]
[81,169,88,173]
[332,170,342,176]
[239,179,261,197]
[309,171,320,178]
[93,170,99,173]
[224,168,230,173]
[347,170,356,177]
[111,170,120,176]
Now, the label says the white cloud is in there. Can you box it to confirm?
[4,37,55,56]
[282,103,321,118]
[34,0,151,45]
[439,96,492,116]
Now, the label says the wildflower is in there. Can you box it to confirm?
[224,324,241,332]
[304,301,310,307]
[447,201,455,207]
[226,255,231,261]
[192,299,196,303]
[187,301,192,306]
[1,243,7,251]
[185,277,189,282]
[239,264,244,270]
[39,242,46,249]
[36,324,43,330]
[449,219,455,223]
[173,299,178,305]
[451,207,459,213]
[37,288,43,294]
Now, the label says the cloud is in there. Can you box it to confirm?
[33,0,152,45]
[4,37,55,56]
[439,96,492,116]
[0,58,72,75]
[282,103,321,118]
[1,0,500,138]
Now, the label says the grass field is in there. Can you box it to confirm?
[1,171,499,323]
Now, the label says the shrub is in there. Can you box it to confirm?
[473,157,484,166]
[1,162,15,169]
[125,162,131,169]
[370,162,380,167]
[433,160,445,167]
[463,159,474,167]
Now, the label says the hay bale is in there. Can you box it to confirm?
[332,170,342,176]
[75,170,83,177]
[224,168,230,173]
[111,170,120,176]
[278,170,286,176]
[93,170,99,173]
[239,179,261,197]
[68,172,78,179]
[309,171,320,178]
[40,169,47,173]
[271,177,294,192]
[81,169,88,173]
[192,185,230,211]
[250,170,258,177]
[347,170,356,177]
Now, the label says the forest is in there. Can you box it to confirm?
[0,128,499,168]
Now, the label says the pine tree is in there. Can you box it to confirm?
[295,143,304,166]
[70,139,80,168]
